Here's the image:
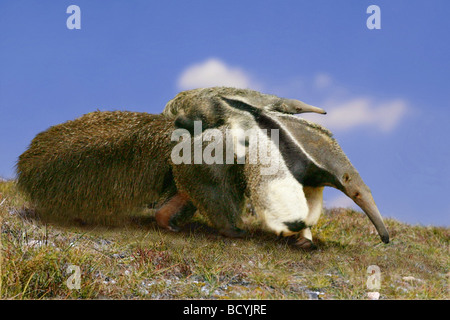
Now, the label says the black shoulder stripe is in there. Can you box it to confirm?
[220,96,310,173]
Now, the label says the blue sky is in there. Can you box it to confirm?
[1,1,449,226]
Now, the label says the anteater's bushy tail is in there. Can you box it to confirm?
[16,111,176,226]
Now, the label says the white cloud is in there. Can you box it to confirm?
[177,58,259,90]
[272,72,409,133]
[313,73,333,89]
[302,97,409,133]
[176,61,409,133]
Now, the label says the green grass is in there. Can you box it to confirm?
[0,180,448,299]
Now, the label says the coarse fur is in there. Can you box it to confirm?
[16,111,177,225]
[16,110,244,235]
[169,124,311,238]
[16,110,246,234]
[169,128,247,237]
[241,128,309,236]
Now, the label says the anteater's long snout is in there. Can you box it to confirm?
[353,192,390,243]
[284,99,327,115]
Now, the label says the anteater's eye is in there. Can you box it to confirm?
[343,173,351,183]
[354,192,361,199]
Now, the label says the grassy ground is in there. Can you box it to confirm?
[0,179,448,300]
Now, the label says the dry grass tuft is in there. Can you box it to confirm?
[1,180,448,299]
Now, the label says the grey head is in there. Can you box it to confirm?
[221,96,390,244]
